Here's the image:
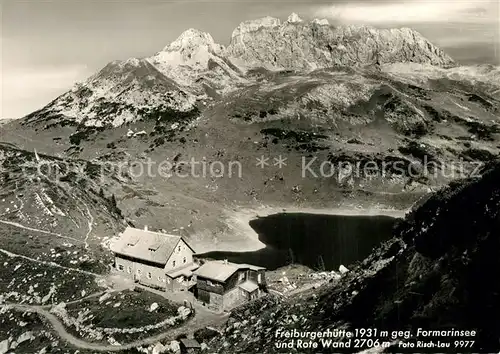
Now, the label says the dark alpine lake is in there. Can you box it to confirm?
[197,213,398,271]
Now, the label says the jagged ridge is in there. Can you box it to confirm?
[20,13,455,128]
[226,13,455,70]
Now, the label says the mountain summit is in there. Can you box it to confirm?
[148,27,240,93]
[20,12,456,129]
[154,28,225,71]
[163,28,222,54]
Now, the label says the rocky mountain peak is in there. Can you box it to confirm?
[286,13,303,23]
[226,15,455,70]
[230,16,281,40]
[19,13,458,130]
[149,27,228,84]
[163,28,222,54]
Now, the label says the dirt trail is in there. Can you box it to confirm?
[0,218,83,243]
[38,290,110,309]
[0,248,100,277]
[3,303,228,352]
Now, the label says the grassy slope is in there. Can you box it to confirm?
[0,145,126,240]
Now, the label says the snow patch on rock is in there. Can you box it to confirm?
[286,13,303,23]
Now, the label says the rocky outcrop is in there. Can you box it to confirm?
[230,16,281,40]
[286,13,303,24]
[382,62,500,98]
[226,15,455,70]
[148,28,244,92]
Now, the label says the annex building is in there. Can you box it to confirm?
[193,260,266,312]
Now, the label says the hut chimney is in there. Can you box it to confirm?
[144,225,148,231]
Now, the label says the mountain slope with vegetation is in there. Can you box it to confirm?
[0,13,499,252]
[0,145,126,241]
[3,61,498,252]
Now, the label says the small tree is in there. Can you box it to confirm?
[109,194,122,216]
[288,248,295,265]
[317,255,325,272]
[110,194,117,208]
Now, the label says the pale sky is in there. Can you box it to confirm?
[1,0,499,119]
